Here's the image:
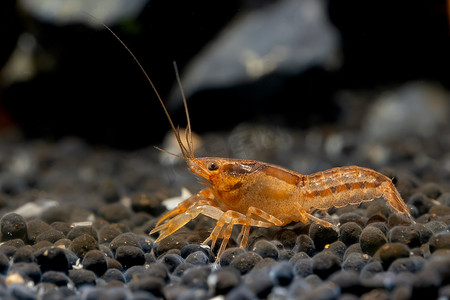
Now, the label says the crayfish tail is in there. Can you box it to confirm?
[381,181,413,220]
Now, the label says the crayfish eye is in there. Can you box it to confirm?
[207,161,219,171]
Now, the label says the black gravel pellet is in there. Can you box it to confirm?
[387,214,413,228]
[411,223,433,244]
[154,235,189,257]
[32,240,53,251]
[225,285,257,300]
[343,243,363,261]
[128,276,165,298]
[408,193,433,216]
[286,278,310,299]
[278,250,293,260]
[303,281,340,299]
[366,198,391,219]
[115,246,145,268]
[208,267,241,295]
[324,241,346,261]
[359,226,387,256]
[185,250,209,265]
[429,232,450,252]
[388,256,424,273]
[269,261,294,286]
[101,268,126,283]
[424,220,448,234]
[0,245,17,258]
[69,234,99,259]
[339,222,362,247]
[173,262,195,277]
[35,247,70,273]
[294,234,315,256]
[338,212,366,227]
[293,257,313,277]
[375,242,410,269]
[438,193,450,206]
[274,229,297,249]
[309,223,339,251]
[411,269,441,299]
[180,265,211,290]
[123,265,148,282]
[252,240,279,260]
[342,252,368,272]
[180,244,209,258]
[135,235,153,253]
[99,244,114,258]
[367,222,389,236]
[419,182,442,199]
[54,238,72,249]
[26,219,52,244]
[220,247,246,267]
[50,221,71,236]
[8,262,41,283]
[99,203,132,223]
[41,270,71,286]
[107,257,123,270]
[329,270,366,296]
[230,252,263,275]
[146,263,170,283]
[0,213,27,242]
[42,287,76,299]
[35,229,65,244]
[65,249,80,267]
[82,249,108,276]
[13,246,34,263]
[0,253,9,273]
[41,206,71,224]
[245,268,274,298]
[360,261,384,280]
[366,214,388,225]
[439,284,450,298]
[3,238,25,249]
[158,253,184,272]
[98,224,123,244]
[312,251,342,279]
[67,225,99,242]
[253,257,277,271]
[8,284,36,300]
[145,252,157,265]
[289,251,310,264]
[130,193,166,217]
[69,269,96,288]
[109,232,141,253]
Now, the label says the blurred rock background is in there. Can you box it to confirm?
[0,0,449,151]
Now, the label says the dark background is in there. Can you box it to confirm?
[0,0,449,149]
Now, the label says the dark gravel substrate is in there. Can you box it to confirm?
[0,93,450,299]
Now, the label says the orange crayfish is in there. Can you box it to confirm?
[105,25,413,261]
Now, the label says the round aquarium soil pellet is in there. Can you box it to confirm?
[339,222,362,247]
[309,223,339,251]
[82,249,108,276]
[312,251,342,279]
[35,247,70,273]
[230,251,263,275]
[359,226,387,256]
[0,213,27,242]
[67,225,99,242]
[252,240,279,260]
[115,246,145,268]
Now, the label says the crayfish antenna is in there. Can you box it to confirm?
[173,61,195,160]
[101,23,194,163]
